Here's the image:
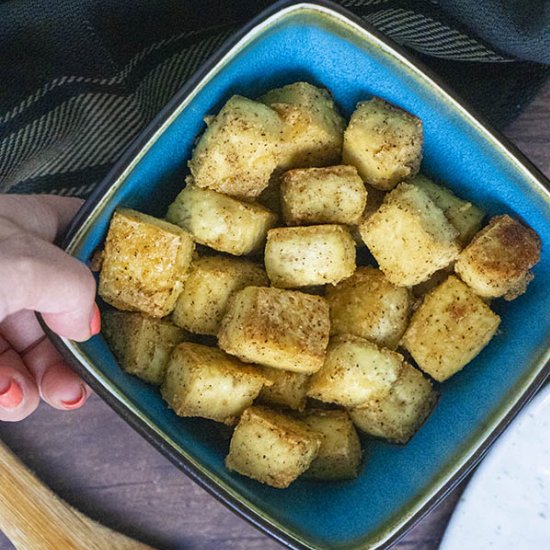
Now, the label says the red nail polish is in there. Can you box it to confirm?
[60,384,87,410]
[0,379,23,409]
[90,303,101,336]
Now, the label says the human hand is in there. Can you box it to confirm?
[0,194,99,421]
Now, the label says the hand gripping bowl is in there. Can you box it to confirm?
[45,1,550,548]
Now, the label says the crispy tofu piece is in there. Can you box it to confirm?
[188,95,284,200]
[172,256,268,335]
[257,367,310,411]
[360,183,460,286]
[349,362,437,444]
[218,286,330,374]
[225,406,322,488]
[343,98,423,190]
[408,174,484,245]
[102,310,188,385]
[161,343,270,425]
[326,267,413,349]
[455,215,541,300]
[166,185,277,256]
[265,225,356,288]
[307,335,403,408]
[281,165,367,225]
[260,82,345,170]
[300,410,362,480]
[402,275,501,381]
[99,209,194,317]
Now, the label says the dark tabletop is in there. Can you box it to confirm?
[0,81,549,550]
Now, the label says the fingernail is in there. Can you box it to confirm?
[89,303,101,336]
[60,384,87,410]
[0,379,23,409]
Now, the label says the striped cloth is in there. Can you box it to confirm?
[1,0,548,198]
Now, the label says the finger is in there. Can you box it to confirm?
[0,194,83,243]
[0,336,40,422]
[0,310,46,353]
[0,232,99,341]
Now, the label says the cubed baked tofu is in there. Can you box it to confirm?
[161,343,270,425]
[402,275,501,382]
[172,256,268,335]
[349,362,437,444]
[307,335,403,408]
[188,95,284,200]
[218,286,330,374]
[300,410,362,480]
[343,98,423,190]
[260,82,345,170]
[360,183,460,286]
[265,225,356,288]
[455,215,541,300]
[408,174,484,245]
[166,185,277,256]
[102,310,188,385]
[326,267,412,349]
[281,165,367,225]
[99,209,194,317]
[225,406,322,488]
[257,367,310,411]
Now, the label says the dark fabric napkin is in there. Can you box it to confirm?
[0,0,548,198]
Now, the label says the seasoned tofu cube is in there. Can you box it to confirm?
[402,275,500,381]
[260,82,345,170]
[343,98,423,190]
[455,215,541,300]
[102,310,188,385]
[257,367,310,411]
[188,95,284,200]
[300,410,362,480]
[166,185,277,256]
[265,225,356,288]
[349,362,437,444]
[225,406,322,488]
[360,183,460,286]
[408,174,484,245]
[161,343,270,425]
[218,286,330,374]
[326,267,412,349]
[99,209,194,317]
[281,165,367,225]
[172,256,268,335]
[307,335,403,408]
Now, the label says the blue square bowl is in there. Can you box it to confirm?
[49,1,550,548]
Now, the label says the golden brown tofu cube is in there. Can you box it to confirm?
[343,98,423,190]
[188,95,284,201]
[408,174,484,246]
[265,225,356,288]
[326,267,413,349]
[260,82,345,170]
[307,335,403,408]
[257,367,310,411]
[166,185,277,256]
[281,165,367,226]
[225,406,322,488]
[99,209,194,317]
[172,256,268,335]
[218,286,330,374]
[360,183,460,286]
[300,410,362,480]
[402,275,501,381]
[161,343,270,425]
[102,310,188,385]
[455,215,541,300]
[349,362,437,444]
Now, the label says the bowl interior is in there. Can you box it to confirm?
[66,4,550,549]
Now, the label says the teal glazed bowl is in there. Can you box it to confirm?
[49,1,550,548]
